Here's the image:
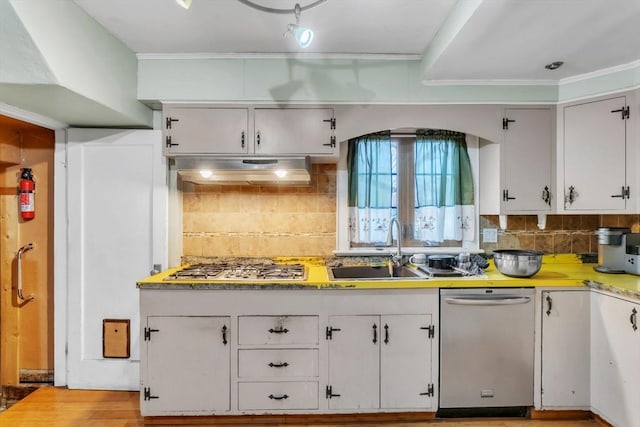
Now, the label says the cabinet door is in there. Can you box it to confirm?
[327,315,379,410]
[380,315,433,409]
[254,108,335,155]
[591,293,640,427]
[144,316,230,414]
[502,108,552,212]
[164,107,248,155]
[564,97,627,211]
[540,290,590,408]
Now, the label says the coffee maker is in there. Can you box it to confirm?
[595,227,640,273]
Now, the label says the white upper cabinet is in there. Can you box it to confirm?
[254,108,336,155]
[163,107,249,155]
[562,96,630,211]
[501,108,553,213]
[163,106,336,157]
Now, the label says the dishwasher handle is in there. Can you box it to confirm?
[444,296,531,306]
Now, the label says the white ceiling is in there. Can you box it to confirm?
[74,0,640,82]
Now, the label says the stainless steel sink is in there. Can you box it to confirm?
[327,265,425,280]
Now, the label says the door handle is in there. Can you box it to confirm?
[17,243,35,302]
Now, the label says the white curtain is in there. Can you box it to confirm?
[414,205,475,243]
[348,207,395,244]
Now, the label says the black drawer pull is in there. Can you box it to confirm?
[268,362,289,368]
[268,394,289,400]
[268,327,289,334]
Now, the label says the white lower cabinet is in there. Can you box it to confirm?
[590,291,640,427]
[142,316,231,415]
[140,289,438,416]
[326,314,435,410]
[540,290,590,408]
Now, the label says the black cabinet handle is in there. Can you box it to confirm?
[268,327,289,334]
[241,131,245,148]
[268,394,289,400]
[221,325,228,345]
[384,324,389,344]
[372,323,378,344]
[546,295,552,316]
[268,362,290,368]
[542,186,551,206]
[256,131,261,146]
[631,308,638,331]
[566,186,576,205]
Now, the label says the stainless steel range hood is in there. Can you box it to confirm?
[174,156,311,185]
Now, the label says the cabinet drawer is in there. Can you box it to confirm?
[238,316,318,345]
[238,381,318,410]
[238,349,318,378]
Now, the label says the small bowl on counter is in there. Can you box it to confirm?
[493,249,543,278]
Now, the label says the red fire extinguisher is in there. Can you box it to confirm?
[19,168,35,220]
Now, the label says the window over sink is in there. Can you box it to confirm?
[335,129,480,254]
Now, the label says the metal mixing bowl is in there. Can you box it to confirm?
[493,249,543,278]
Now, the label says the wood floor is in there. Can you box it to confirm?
[0,387,601,427]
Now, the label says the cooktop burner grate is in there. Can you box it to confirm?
[164,263,306,281]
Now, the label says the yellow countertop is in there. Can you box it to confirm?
[137,254,640,299]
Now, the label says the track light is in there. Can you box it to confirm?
[237,0,326,49]
[175,0,191,9]
[284,4,314,48]
[294,26,313,48]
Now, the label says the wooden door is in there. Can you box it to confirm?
[65,129,167,389]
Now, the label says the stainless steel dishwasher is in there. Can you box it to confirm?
[438,288,535,417]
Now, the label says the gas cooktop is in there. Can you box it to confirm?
[163,263,306,281]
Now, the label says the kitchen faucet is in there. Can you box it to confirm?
[386,217,402,267]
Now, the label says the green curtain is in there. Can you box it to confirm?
[414,129,474,208]
[347,131,395,209]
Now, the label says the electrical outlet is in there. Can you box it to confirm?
[483,228,498,243]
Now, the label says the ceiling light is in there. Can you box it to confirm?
[175,0,192,9]
[237,0,327,48]
[285,4,314,48]
[545,61,564,70]
[274,169,289,178]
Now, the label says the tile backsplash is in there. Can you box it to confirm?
[183,164,639,257]
[480,214,640,254]
[182,163,337,257]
